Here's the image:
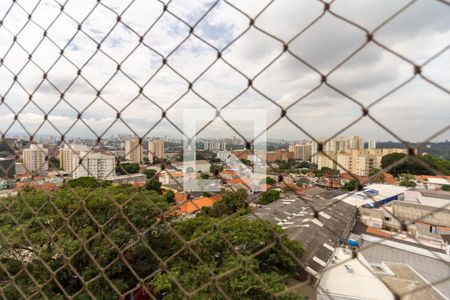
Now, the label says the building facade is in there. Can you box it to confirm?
[289,141,313,161]
[368,138,376,150]
[23,144,48,176]
[72,152,116,179]
[59,144,90,173]
[125,138,144,163]
[148,138,164,163]
[203,140,226,151]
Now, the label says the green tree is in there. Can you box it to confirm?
[143,168,157,179]
[298,161,310,168]
[66,177,112,188]
[200,172,210,179]
[164,190,175,203]
[48,157,60,170]
[145,178,162,193]
[381,153,450,177]
[0,186,169,299]
[259,190,280,205]
[116,162,140,175]
[210,164,223,177]
[261,177,276,185]
[342,180,357,191]
[399,173,416,187]
[149,216,305,299]
[204,189,248,217]
[441,184,450,191]
[241,159,252,166]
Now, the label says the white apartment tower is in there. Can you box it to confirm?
[23,144,48,176]
[125,138,144,163]
[368,138,377,150]
[148,138,164,163]
[72,152,116,179]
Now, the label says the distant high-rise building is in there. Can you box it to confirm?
[59,144,90,173]
[72,152,115,179]
[23,144,48,176]
[289,141,313,161]
[368,138,376,150]
[148,138,164,163]
[203,140,226,151]
[125,138,144,163]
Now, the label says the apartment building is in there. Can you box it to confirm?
[125,138,144,163]
[203,140,226,151]
[289,141,313,161]
[23,144,48,176]
[148,138,164,163]
[337,150,378,176]
[313,152,337,170]
[72,152,115,179]
[312,135,409,174]
[368,138,376,150]
[59,144,90,172]
[312,136,364,154]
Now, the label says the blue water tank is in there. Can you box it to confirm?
[348,239,360,247]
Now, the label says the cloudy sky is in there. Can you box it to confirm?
[0,0,449,143]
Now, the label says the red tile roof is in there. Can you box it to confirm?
[175,192,188,203]
[174,196,219,215]
[209,194,222,202]
[15,182,59,192]
[340,173,368,183]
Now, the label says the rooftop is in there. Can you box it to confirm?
[173,196,220,215]
[335,184,408,207]
[361,241,450,298]
[247,192,357,277]
[402,190,450,208]
[318,247,394,300]
[427,177,450,185]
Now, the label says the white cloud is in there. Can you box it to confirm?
[0,0,449,142]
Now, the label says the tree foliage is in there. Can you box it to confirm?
[209,164,223,177]
[202,189,248,218]
[441,184,450,191]
[259,190,280,205]
[149,216,304,299]
[145,178,162,193]
[48,157,60,170]
[143,168,157,179]
[164,190,175,203]
[66,177,112,188]
[381,153,450,177]
[200,172,210,179]
[0,185,168,299]
[342,180,357,191]
[262,177,276,185]
[116,162,140,175]
[1,183,305,299]
[399,173,417,187]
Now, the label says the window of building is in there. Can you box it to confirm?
[430,225,438,234]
